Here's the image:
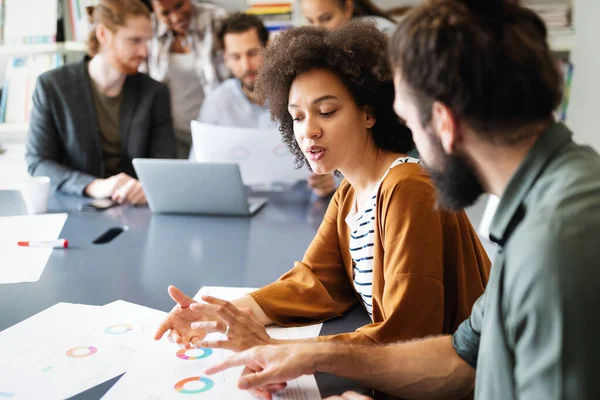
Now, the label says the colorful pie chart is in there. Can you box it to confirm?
[176,348,213,360]
[104,324,133,335]
[65,346,97,358]
[174,377,214,394]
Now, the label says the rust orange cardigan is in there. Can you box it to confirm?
[251,163,491,344]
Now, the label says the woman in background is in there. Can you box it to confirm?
[143,0,229,158]
[300,0,396,34]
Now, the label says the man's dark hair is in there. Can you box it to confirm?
[217,12,270,51]
[389,0,563,143]
[256,21,414,169]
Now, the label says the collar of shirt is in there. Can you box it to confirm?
[489,122,573,245]
[233,79,270,110]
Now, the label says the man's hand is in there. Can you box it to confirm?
[154,286,210,346]
[84,173,146,205]
[84,173,131,199]
[111,177,146,205]
[308,173,336,198]
[205,343,318,398]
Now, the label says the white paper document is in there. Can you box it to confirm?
[192,121,311,188]
[102,287,323,399]
[0,213,68,284]
[0,300,166,399]
[103,335,321,400]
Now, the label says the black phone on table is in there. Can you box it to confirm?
[77,199,118,212]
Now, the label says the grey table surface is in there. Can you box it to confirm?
[0,187,371,399]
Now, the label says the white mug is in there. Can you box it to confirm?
[20,176,51,215]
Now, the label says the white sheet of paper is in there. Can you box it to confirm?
[102,336,321,400]
[0,213,68,284]
[194,286,323,340]
[192,121,311,188]
[0,300,166,399]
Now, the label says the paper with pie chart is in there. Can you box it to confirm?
[192,121,312,188]
[0,300,166,399]
[102,334,320,400]
[103,286,322,399]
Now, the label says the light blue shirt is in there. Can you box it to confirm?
[197,78,276,129]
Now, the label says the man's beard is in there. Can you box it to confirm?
[240,72,257,92]
[422,127,484,211]
[108,46,140,75]
[111,56,140,75]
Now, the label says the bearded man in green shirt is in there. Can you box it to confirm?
[200,1,600,399]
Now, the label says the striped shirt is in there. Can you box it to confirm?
[345,157,420,319]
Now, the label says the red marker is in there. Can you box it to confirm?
[17,239,69,249]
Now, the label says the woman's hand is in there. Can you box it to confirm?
[154,285,210,347]
[189,296,276,352]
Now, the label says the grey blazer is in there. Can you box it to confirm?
[26,59,176,195]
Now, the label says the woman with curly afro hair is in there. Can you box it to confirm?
[156,22,491,352]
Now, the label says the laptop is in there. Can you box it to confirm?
[132,159,267,216]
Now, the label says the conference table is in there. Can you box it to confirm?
[0,186,371,399]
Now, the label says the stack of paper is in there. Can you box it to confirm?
[104,286,323,399]
[0,288,324,399]
[0,300,167,399]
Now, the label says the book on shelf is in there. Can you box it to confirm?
[0,0,5,42]
[62,0,96,43]
[528,3,574,38]
[556,59,574,122]
[247,1,294,36]
[0,54,64,123]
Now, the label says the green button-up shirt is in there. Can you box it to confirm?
[452,122,600,399]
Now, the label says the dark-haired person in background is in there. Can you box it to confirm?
[26,0,175,204]
[155,21,490,363]
[206,1,600,399]
[193,12,336,197]
[300,0,396,34]
[144,0,229,158]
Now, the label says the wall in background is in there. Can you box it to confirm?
[566,0,598,150]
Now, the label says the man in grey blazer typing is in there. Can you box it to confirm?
[26,0,176,205]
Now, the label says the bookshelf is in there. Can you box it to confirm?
[0,41,86,56]
[0,0,90,143]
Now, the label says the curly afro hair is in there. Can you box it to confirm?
[255,20,414,169]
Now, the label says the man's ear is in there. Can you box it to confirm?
[344,0,355,17]
[431,101,460,154]
[96,23,109,46]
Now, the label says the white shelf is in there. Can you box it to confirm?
[0,123,28,143]
[0,41,87,56]
[549,32,575,52]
